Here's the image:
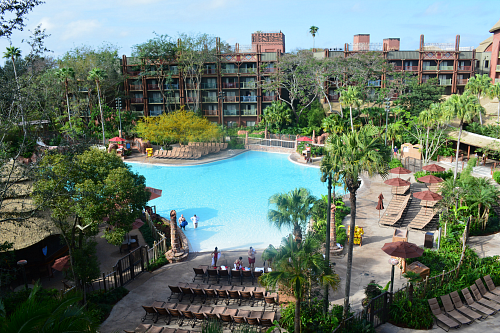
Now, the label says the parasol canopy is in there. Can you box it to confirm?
[384,178,411,187]
[422,164,446,172]
[413,190,442,201]
[145,187,162,201]
[381,241,424,259]
[376,193,384,217]
[52,255,70,271]
[389,167,411,177]
[297,136,313,142]
[109,137,125,142]
[132,219,144,230]
[417,175,444,184]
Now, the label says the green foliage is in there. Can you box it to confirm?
[1,286,59,317]
[227,138,245,149]
[147,256,169,272]
[388,158,403,169]
[232,324,259,333]
[389,296,433,329]
[362,280,389,306]
[493,171,500,185]
[202,318,223,333]
[87,287,129,323]
[139,223,155,247]
[0,242,16,288]
[311,197,349,246]
[262,101,292,132]
[397,77,444,116]
[88,105,137,140]
[466,123,500,139]
[279,299,342,333]
[414,169,454,183]
[70,240,101,289]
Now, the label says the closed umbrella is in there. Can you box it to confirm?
[384,178,411,195]
[376,193,384,218]
[422,164,446,173]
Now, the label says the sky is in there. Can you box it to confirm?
[1,0,499,59]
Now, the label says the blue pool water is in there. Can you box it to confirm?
[128,151,345,252]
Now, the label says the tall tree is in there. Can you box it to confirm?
[465,74,491,125]
[261,101,292,132]
[443,92,483,181]
[87,68,107,145]
[309,26,319,50]
[3,46,21,83]
[55,67,75,131]
[397,77,444,115]
[268,188,316,243]
[416,103,445,164]
[488,82,500,123]
[339,86,362,132]
[325,126,390,318]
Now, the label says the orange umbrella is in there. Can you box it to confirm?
[384,178,410,195]
[422,164,445,172]
[52,255,70,271]
[413,190,442,214]
[132,218,144,230]
[389,167,411,178]
[109,137,125,142]
[417,175,444,184]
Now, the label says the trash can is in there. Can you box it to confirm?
[424,232,434,249]
[126,142,131,149]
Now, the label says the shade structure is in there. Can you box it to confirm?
[384,178,410,195]
[413,190,442,201]
[145,187,162,201]
[52,255,70,271]
[417,175,444,184]
[297,136,313,142]
[422,164,446,172]
[109,137,125,142]
[389,167,411,177]
[381,241,424,259]
[376,193,384,217]
[132,218,144,230]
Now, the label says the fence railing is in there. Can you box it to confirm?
[247,138,296,149]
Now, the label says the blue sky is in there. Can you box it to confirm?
[1,0,499,59]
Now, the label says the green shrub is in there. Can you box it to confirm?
[202,319,223,333]
[2,287,59,317]
[227,138,245,149]
[280,298,342,333]
[414,169,454,182]
[388,158,403,169]
[148,256,169,272]
[87,287,129,322]
[493,171,500,185]
[389,296,433,329]
[139,223,155,247]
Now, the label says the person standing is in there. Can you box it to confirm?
[211,247,219,267]
[191,214,199,228]
[248,247,256,269]
[178,214,187,230]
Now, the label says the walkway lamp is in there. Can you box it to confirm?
[384,97,391,146]
[388,258,399,294]
[115,97,122,137]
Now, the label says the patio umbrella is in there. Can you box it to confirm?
[382,241,424,259]
[384,178,410,195]
[422,164,446,173]
[52,255,70,271]
[389,166,411,178]
[376,193,384,218]
[413,190,442,214]
[417,175,444,184]
[145,187,162,201]
[132,218,144,230]
[109,137,125,142]
[297,136,313,142]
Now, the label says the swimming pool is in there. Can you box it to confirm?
[128,151,345,252]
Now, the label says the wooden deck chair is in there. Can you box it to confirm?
[134,324,151,333]
[440,294,472,325]
[259,311,276,330]
[192,287,207,303]
[252,291,265,307]
[168,285,183,301]
[242,270,253,284]
[216,289,230,305]
[181,305,201,328]
[141,306,158,323]
[218,268,230,284]
[264,293,279,311]
[180,286,195,303]
[166,307,183,325]
[206,268,219,284]
[427,298,461,331]
[146,325,163,333]
[220,313,234,330]
[240,290,253,306]
[204,288,217,304]
[154,306,170,324]
[193,267,207,282]
[484,275,500,295]
[469,285,500,311]
[228,290,241,306]
[253,270,263,282]
[162,329,176,333]
[230,269,242,285]
[475,278,500,302]
[449,291,485,321]
[461,288,496,316]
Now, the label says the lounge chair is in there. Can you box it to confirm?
[440,294,472,325]
[392,178,411,195]
[252,291,265,307]
[147,325,163,333]
[206,269,219,284]
[192,287,206,303]
[193,267,207,282]
[483,275,500,296]
[408,208,437,230]
[469,285,500,311]
[242,270,253,284]
[141,305,159,323]
[180,286,195,303]
[245,317,260,328]
[154,306,170,324]
[253,270,263,282]
[475,278,500,302]
[219,269,230,284]
[264,293,279,311]
[379,194,411,226]
[230,269,242,285]
[181,305,201,327]
[216,289,230,305]
[461,288,496,316]
[240,289,253,306]
[167,285,182,301]
[166,306,183,325]
[228,290,241,306]
[260,311,276,329]
[427,298,461,331]
[449,291,485,321]
[203,287,217,304]
[162,329,175,333]
[134,324,152,333]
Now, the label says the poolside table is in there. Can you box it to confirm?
[406,261,430,279]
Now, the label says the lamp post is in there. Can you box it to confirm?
[115,97,122,138]
[218,91,226,128]
[17,260,28,290]
[384,97,391,146]
[388,258,399,294]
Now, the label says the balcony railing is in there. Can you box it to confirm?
[186,83,197,89]
[148,84,160,90]
[165,97,180,103]
[203,110,218,116]
[186,97,197,103]
[200,82,217,89]
[222,82,238,88]
[404,66,419,71]
[368,80,381,87]
[127,71,141,76]
[439,79,452,85]
[422,66,438,71]
[148,97,163,103]
[202,96,217,103]
[164,83,179,89]
[262,95,276,102]
[262,67,276,73]
[458,66,471,71]
[240,82,257,89]
[326,95,340,102]
[393,66,403,70]
[129,84,143,90]
[204,68,217,74]
[439,66,454,70]
[497,65,500,72]
[241,96,257,102]
[242,109,257,116]
[224,96,239,102]
[169,69,179,75]
[131,110,145,117]
[240,68,257,74]
[457,79,468,85]
[224,110,238,116]
[221,68,238,74]
[131,97,144,103]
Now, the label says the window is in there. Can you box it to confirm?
[485,60,490,68]
[227,121,238,128]
[246,121,256,127]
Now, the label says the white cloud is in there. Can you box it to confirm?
[61,19,102,41]
[38,17,56,31]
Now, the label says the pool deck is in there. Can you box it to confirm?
[97,150,500,333]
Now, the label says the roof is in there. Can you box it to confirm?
[476,36,493,52]
[448,129,500,150]
[490,19,500,33]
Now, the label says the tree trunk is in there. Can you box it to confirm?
[425,127,430,163]
[65,80,73,131]
[324,176,332,314]
[96,81,106,146]
[295,298,301,333]
[453,122,463,181]
[478,94,483,125]
[349,106,354,132]
[293,222,302,243]
[343,184,358,318]
[497,99,499,124]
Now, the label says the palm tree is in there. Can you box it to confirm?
[55,67,76,131]
[325,126,390,318]
[268,188,316,243]
[339,86,362,132]
[3,46,21,84]
[488,82,500,123]
[418,103,443,164]
[88,68,107,145]
[443,92,482,181]
[259,235,340,333]
[465,74,491,125]
[467,177,499,230]
[386,121,403,152]
[309,26,319,51]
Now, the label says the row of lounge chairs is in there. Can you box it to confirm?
[153,148,203,160]
[141,302,277,331]
[408,207,437,230]
[392,177,411,195]
[428,275,500,331]
[193,265,264,285]
[379,194,411,227]
[187,142,227,150]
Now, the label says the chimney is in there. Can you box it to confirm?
[353,34,370,51]
[383,38,400,51]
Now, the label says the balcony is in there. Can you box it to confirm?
[404,66,419,71]
[224,110,238,116]
[169,69,179,75]
[242,109,257,116]
[200,82,217,89]
[326,95,340,102]
[241,96,257,102]
[203,109,218,116]
[164,83,179,90]
[148,84,160,90]
[165,97,180,103]
[131,97,144,103]
[439,79,452,86]
[458,66,471,71]
[148,97,163,103]
[393,66,403,70]
[262,67,276,73]
[222,82,238,88]
[368,80,381,87]
[127,70,141,76]
[202,96,217,103]
[131,110,145,117]
[186,83,197,89]
[457,78,468,85]
[497,65,500,72]
[129,84,143,91]
[422,66,438,71]
[439,66,454,71]
[221,68,238,74]
[224,96,239,102]
[262,95,276,102]
[240,81,257,89]
[186,97,197,103]
[204,68,217,75]
[240,68,257,74]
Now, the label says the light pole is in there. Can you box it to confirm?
[388,258,399,294]
[218,91,226,128]
[115,97,122,138]
[384,97,391,146]
[17,260,28,290]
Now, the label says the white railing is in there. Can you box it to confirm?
[247,137,296,149]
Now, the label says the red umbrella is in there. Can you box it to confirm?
[417,175,444,184]
[132,218,144,230]
[297,136,313,142]
[381,241,424,259]
[389,167,411,178]
[52,255,70,271]
[145,187,162,201]
[109,137,125,142]
[384,178,410,195]
[413,190,442,214]
[422,164,446,172]
[376,193,384,218]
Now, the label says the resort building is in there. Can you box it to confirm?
[474,19,500,83]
